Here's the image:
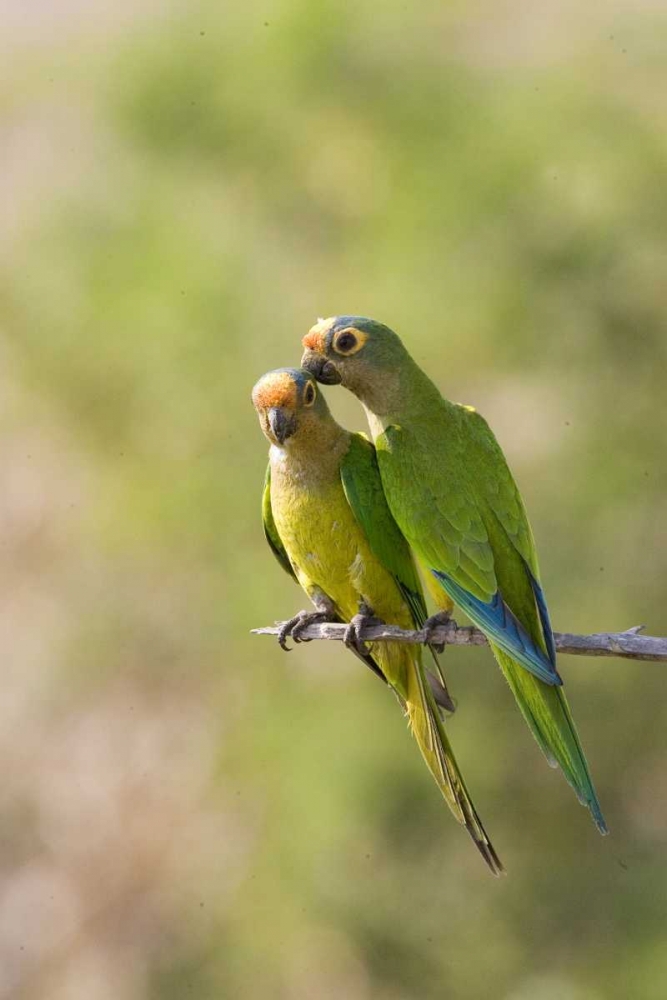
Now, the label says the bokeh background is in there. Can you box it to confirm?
[2,1,667,997]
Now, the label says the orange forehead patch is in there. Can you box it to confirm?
[302,316,335,352]
[252,372,298,410]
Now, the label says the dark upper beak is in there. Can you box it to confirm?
[301,349,342,385]
[268,407,297,445]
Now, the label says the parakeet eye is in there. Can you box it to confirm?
[333,328,366,356]
[303,382,316,406]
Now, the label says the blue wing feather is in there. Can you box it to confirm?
[432,570,562,686]
[524,563,557,668]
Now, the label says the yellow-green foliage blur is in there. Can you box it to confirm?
[2,2,667,998]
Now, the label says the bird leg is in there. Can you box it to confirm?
[344,601,384,656]
[422,610,454,654]
[277,610,331,651]
[277,591,338,651]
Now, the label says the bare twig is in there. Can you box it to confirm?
[252,621,667,663]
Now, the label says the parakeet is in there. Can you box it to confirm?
[252,367,503,873]
[302,317,607,834]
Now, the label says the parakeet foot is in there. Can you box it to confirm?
[423,610,454,654]
[344,603,383,656]
[291,611,331,644]
[277,610,330,651]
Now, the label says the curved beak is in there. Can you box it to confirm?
[301,350,342,385]
[268,407,296,445]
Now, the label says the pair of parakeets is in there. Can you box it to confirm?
[252,315,606,874]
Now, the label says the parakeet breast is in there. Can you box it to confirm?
[268,447,413,633]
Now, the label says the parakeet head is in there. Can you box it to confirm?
[301,316,408,400]
[252,367,331,448]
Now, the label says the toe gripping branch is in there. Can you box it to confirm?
[256,619,667,664]
[422,610,454,654]
[277,611,332,651]
[343,602,384,656]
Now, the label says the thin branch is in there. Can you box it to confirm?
[252,621,667,663]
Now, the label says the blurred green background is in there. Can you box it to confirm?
[2,1,667,997]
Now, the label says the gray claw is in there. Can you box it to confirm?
[278,610,330,651]
[423,610,453,654]
[278,616,299,652]
[291,611,329,643]
[344,607,382,656]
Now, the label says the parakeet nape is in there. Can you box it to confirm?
[302,317,607,834]
[252,367,503,874]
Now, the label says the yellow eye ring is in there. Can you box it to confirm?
[303,382,317,406]
[332,328,367,356]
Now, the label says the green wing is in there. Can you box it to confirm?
[342,435,502,862]
[340,433,426,627]
[340,434,453,707]
[377,421,497,601]
[378,405,538,596]
[262,464,297,581]
[378,408,605,831]
[378,413,558,685]
[463,406,539,577]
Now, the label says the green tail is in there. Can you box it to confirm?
[491,644,608,834]
[404,660,505,875]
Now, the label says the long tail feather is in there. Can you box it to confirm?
[403,659,505,875]
[491,643,608,834]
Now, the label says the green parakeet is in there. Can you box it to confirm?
[302,317,607,834]
[252,367,503,873]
